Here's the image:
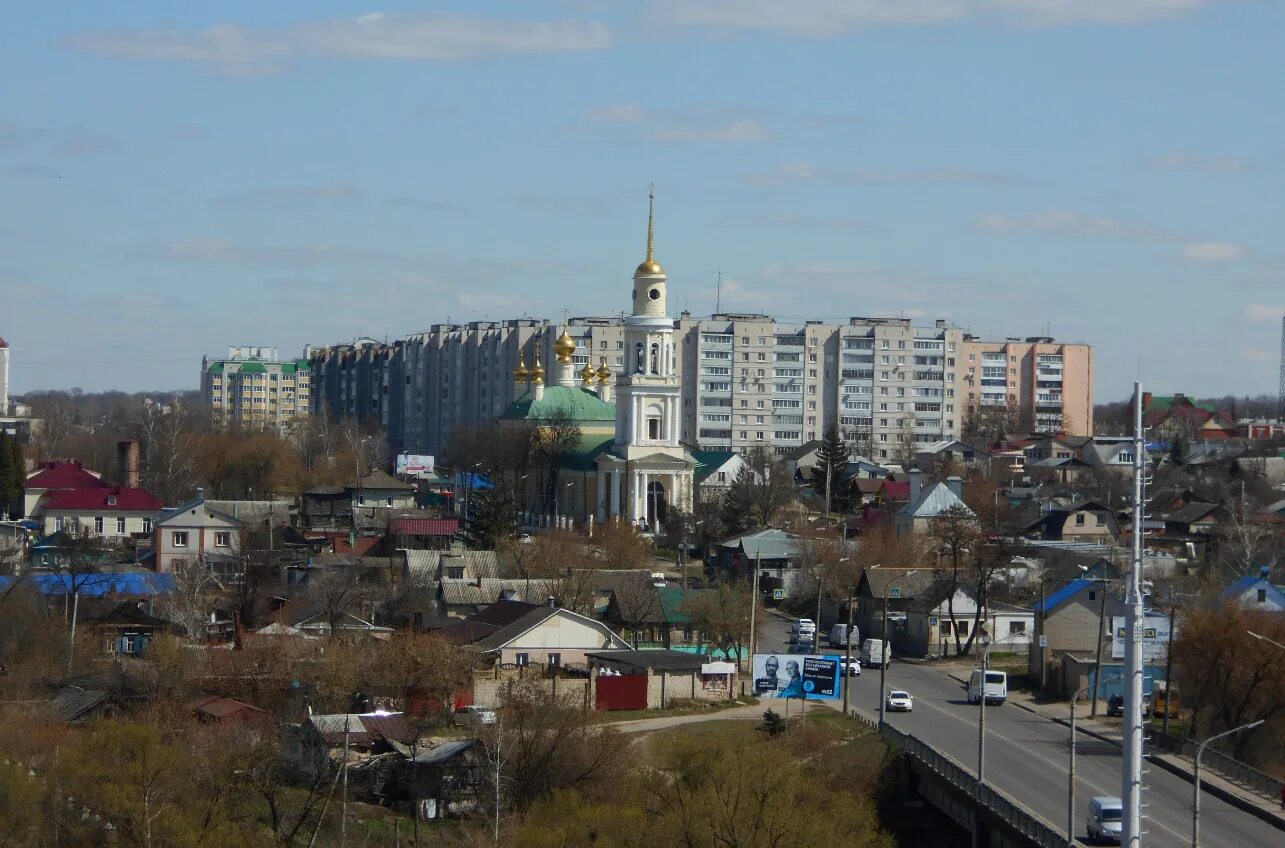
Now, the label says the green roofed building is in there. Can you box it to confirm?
[200,346,312,431]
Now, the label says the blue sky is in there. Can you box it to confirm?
[1,1,1281,402]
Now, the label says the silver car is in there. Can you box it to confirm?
[885,690,913,712]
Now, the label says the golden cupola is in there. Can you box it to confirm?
[580,363,596,385]
[513,355,529,384]
[554,328,576,363]
[530,344,545,385]
[596,357,612,384]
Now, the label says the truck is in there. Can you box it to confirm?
[860,638,890,669]
[829,623,857,648]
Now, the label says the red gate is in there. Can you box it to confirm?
[595,674,648,711]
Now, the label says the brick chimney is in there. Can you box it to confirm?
[908,468,922,503]
[117,439,140,489]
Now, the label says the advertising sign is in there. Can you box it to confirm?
[752,653,841,700]
[1109,614,1173,662]
[395,454,435,478]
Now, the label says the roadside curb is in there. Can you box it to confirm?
[941,673,1285,834]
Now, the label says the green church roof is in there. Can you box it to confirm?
[500,385,615,423]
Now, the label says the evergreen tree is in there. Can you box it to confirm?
[0,433,23,518]
[810,424,850,513]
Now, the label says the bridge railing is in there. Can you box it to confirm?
[1149,728,1283,802]
[855,713,1069,848]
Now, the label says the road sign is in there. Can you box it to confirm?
[772,588,784,600]
[1039,635,1048,648]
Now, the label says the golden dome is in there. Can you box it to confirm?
[580,363,596,384]
[635,258,665,276]
[513,356,529,383]
[596,357,612,384]
[554,328,576,363]
[530,345,545,384]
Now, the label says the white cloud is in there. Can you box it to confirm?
[651,119,770,143]
[1181,241,1244,262]
[0,121,117,156]
[1146,151,1253,173]
[652,0,1230,35]
[749,160,1032,187]
[67,12,614,75]
[586,103,646,123]
[1243,304,1284,322]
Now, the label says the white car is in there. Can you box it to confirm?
[453,706,497,727]
[885,690,913,712]
[839,659,861,676]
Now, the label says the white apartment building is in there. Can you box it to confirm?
[200,346,311,430]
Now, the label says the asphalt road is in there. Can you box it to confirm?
[758,615,1280,848]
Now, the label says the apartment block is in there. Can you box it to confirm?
[200,346,312,430]
[309,318,1092,460]
[959,337,1094,436]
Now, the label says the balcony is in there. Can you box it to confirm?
[1036,394,1063,408]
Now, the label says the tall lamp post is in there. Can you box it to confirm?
[1192,720,1264,847]
[1068,675,1119,844]
[976,631,1021,785]
[815,556,849,654]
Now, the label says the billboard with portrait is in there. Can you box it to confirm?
[752,653,841,700]
[395,454,435,478]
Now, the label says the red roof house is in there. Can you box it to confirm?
[35,486,163,540]
[23,460,108,517]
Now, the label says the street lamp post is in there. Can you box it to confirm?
[977,631,1021,785]
[1192,720,1264,847]
[1068,676,1117,845]
[1247,630,1285,652]
[816,556,849,654]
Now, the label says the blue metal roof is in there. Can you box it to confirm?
[0,572,175,596]
[1034,578,1092,614]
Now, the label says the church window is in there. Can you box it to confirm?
[650,343,661,374]
[648,287,661,301]
[635,343,645,373]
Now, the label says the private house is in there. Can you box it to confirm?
[854,567,937,648]
[691,450,745,496]
[1030,578,1127,696]
[22,460,107,518]
[45,687,119,724]
[587,650,736,709]
[403,548,499,585]
[605,584,706,650]
[356,739,485,822]
[188,695,275,735]
[435,578,557,619]
[302,470,416,532]
[1017,500,1120,543]
[1162,502,1230,537]
[915,439,992,474]
[1081,438,1146,473]
[286,713,413,782]
[77,598,174,656]
[894,472,973,538]
[153,492,244,577]
[900,582,1034,658]
[440,600,543,646]
[713,529,804,594]
[469,603,631,668]
[25,530,118,569]
[390,516,460,550]
[1219,568,1285,612]
[33,486,162,540]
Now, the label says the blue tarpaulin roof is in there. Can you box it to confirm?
[0,572,174,596]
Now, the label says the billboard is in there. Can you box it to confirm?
[1109,613,1173,662]
[395,454,435,478]
[752,653,841,701]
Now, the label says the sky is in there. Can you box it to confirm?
[1,1,1282,403]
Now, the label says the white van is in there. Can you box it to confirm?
[860,639,889,669]
[829,623,857,648]
[1085,796,1123,843]
[966,669,1008,705]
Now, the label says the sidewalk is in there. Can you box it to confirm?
[939,667,1285,832]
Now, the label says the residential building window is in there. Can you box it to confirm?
[94,516,104,534]
[1008,621,1026,635]
[215,531,231,547]
[173,531,189,548]
[116,517,126,534]
[516,652,529,666]
[143,518,152,533]
[548,653,561,668]
[1075,513,1086,526]
[1095,514,1105,526]
[1257,589,1267,603]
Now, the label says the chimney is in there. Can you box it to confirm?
[908,468,922,503]
[195,487,205,503]
[547,596,558,609]
[117,439,140,489]
[946,475,963,498]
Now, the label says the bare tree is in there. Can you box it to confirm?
[134,400,200,504]
[307,567,376,637]
[720,448,795,534]
[609,576,663,648]
[156,557,220,642]
[929,504,982,655]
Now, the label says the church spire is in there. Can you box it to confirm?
[634,184,664,278]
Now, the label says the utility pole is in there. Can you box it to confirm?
[747,551,761,682]
[1162,603,1178,736]
[878,594,889,728]
[1090,578,1108,718]
[1122,380,1146,848]
[1037,575,1047,693]
[842,588,855,715]
[341,715,350,848]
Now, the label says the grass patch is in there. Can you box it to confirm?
[591,696,759,724]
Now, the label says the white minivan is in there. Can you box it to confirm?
[1086,796,1123,843]
[966,669,1008,705]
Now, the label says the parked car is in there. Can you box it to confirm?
[886,690,913,712]
[839,658,861,676]
[453,706,497,727]
[1086,796,1123,843]
[519,534,533,545]
[1106,692,1151,718]
[788,643,812,654]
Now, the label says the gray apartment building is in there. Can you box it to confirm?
[310,312,1090,463]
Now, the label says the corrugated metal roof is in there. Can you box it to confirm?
[412,739,478,764]
[862,567,937,600]
[47,688,112,722]
[392,517,459,536]
[439,578,557,606]
[0,572,175,597]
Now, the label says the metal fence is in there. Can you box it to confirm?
[873,718,1069,848]
[1149,729,1283,802]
